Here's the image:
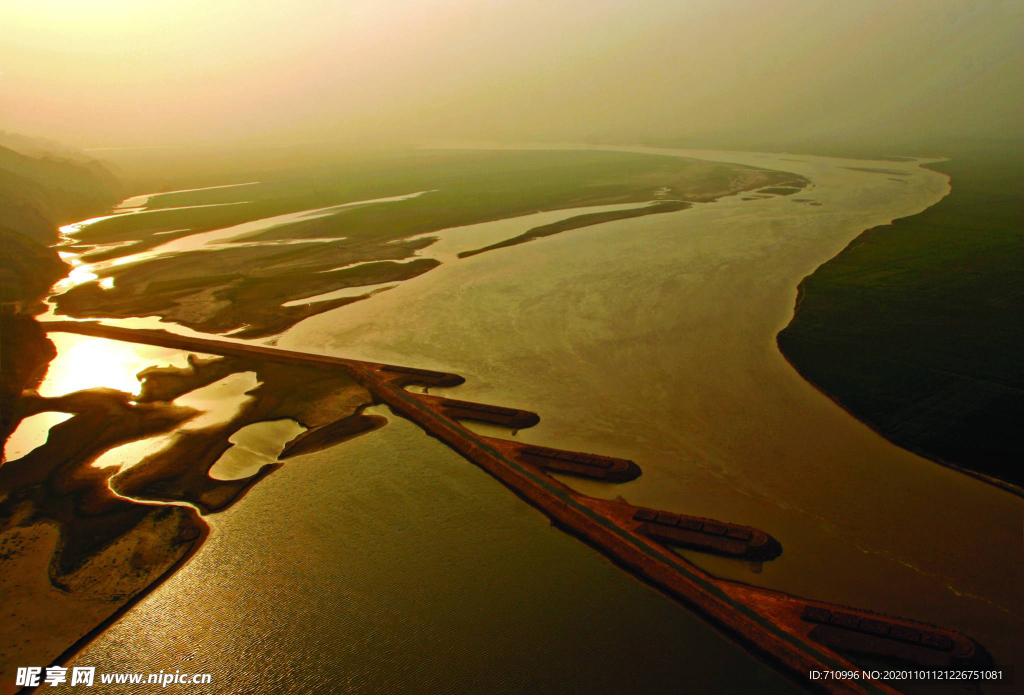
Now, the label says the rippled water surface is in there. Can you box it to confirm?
[280,148,1021,676]
[54,148,1022,692]
[60,411,801,694]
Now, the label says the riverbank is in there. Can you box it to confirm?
[9,144,1020,693]
[48,149,800,337]
[277,146,1022,686]
[0,330,383,690]
[42,322,983,695]
[777,148,1024,492]
[5,147,800,690]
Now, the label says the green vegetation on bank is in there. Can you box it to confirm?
[778,147,1024,490]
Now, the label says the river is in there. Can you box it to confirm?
[48,147,1022,692]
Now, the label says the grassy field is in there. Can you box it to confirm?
[778,147,1024,490]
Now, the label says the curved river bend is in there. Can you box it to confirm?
[56,148,1022,692]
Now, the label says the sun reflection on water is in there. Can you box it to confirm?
[52,265,100,292]
[38,334,193,398]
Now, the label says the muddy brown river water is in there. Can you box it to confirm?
[47,147,1022,693]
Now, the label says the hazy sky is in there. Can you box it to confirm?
[1,0,1020,149]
